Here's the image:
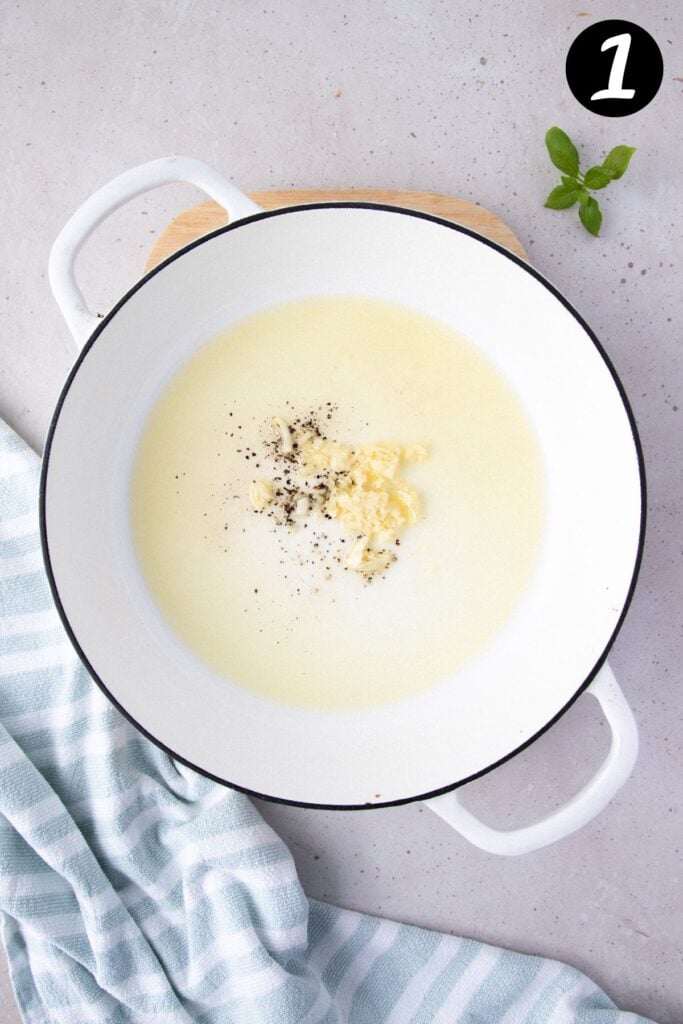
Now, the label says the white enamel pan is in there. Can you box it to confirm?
[41,158,645,855]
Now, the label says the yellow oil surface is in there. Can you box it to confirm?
[130,296,545,710]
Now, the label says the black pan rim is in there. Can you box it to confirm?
[39,200,647,811]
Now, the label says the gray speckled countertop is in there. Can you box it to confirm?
[0,3,681,1022]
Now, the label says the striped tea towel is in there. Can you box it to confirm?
[0,418,656,1024]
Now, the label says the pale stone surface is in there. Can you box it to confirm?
[0,2,680,1021]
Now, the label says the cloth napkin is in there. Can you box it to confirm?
[0,418,655,1024]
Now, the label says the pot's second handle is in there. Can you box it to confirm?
[424,662,639,856]
[48,156,262,347]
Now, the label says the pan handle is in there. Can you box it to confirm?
[48,156,263,347]
[424,662,639,856]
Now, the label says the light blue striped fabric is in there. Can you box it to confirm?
[0,418,656,1024]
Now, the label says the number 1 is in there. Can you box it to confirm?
[591,33,636,101]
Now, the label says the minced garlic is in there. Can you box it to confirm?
[301,440,422,545]
[249,479,274,511]
[271,416,294,454]
[343,537,394,575]
[250,410,428,579]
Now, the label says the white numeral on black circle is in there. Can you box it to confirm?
[591,33,636,100]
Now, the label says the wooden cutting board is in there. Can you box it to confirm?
[145,190,526,271]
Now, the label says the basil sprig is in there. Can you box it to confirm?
[544,127,636,237]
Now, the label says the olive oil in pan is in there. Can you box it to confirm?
[130,296,544,710]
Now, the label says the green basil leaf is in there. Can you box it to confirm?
[545,127,580,177]
[544,184,582,210]
[578,196,602,236]
[583,165,614,190]
[601,145,636,180]
[561,175,581,188]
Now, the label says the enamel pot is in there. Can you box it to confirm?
[42,158,645,855]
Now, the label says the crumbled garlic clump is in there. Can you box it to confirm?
[250,415,427,578]
[300,440,425,545]
[298,434,353,473]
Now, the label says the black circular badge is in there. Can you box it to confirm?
[566,20,663,116]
